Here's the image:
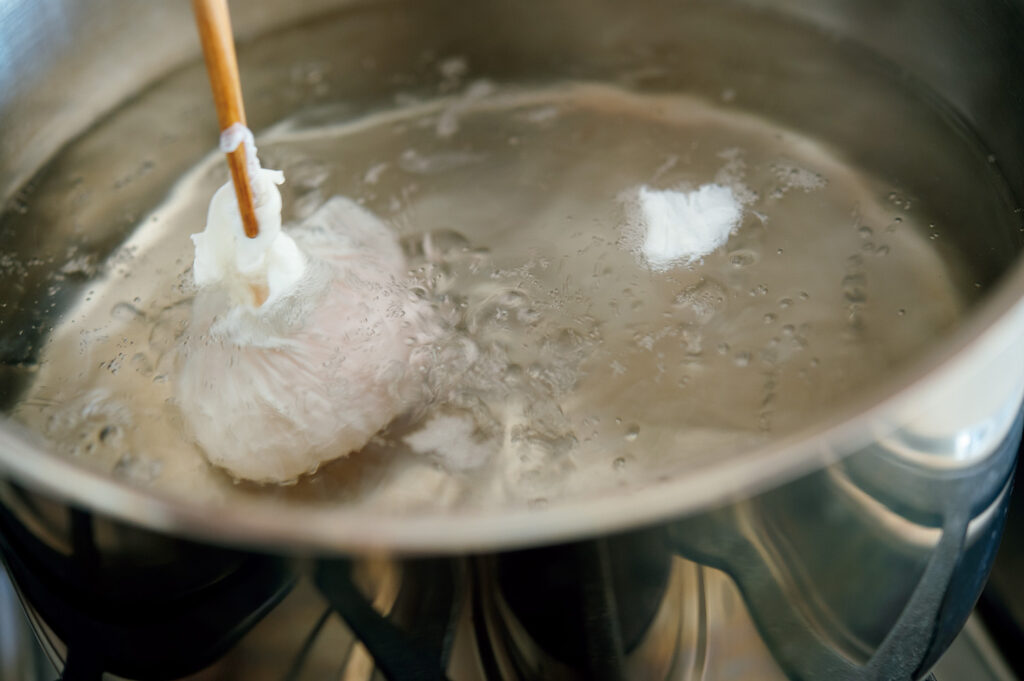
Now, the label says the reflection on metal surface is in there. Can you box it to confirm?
[0,533,1020,681]
[4,556,1016,681]
[474,556,794,681]
[341,558,403,681]
[979,459,1024,681]
[879,388,1024,468]
[932,616,1018,681]
[0,411,1015,680]
[0,564,39,681]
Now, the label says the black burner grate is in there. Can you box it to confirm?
[0,499,294,681]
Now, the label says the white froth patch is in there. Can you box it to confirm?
[634,184,743,270]
[771,160,827,194]
[404,413,492,470]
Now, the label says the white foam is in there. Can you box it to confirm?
[637,184,743,269]
[404,413,493,470]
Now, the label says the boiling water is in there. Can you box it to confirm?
[1,5,1011,512]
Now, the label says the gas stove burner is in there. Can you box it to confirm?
[0,533,1015,681]
[0,495,294,681]
[476,530,674,679]
[312,558,459,681]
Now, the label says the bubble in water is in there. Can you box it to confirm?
[613,457,627,471]
[728,249,759,268]
[857,225,874,239]
[98,424,121,444]
[423,230,471,262]
[148,302,190,356]
[624,424,640,442]
[58,254,98,279]
[887,191,912,210]
[763,313,777,325]
[885,216,904,233]
[112,453,163,484]
[469,288,539,334]
[673,278,727,325]
[41,390,134,461]
[398,148,484,174]
[734,351,751,367]
[842,273,868,303]
[111,302,145,322]
[770,161,826,193]
[131,352,154,376]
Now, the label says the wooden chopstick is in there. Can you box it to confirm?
[192,0,260,239]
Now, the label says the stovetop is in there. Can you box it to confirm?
[0,555,1019,681]
[1,463,1022,681]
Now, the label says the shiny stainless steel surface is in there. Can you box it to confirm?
[0,564,50,681]
[0,519,1017,681]
[0,0,1023,552]
[1,1,1023,679]
[0,571,1018,681]
[933,617,1019,681]
[0,0,347,204]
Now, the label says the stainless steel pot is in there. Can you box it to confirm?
[1,1,1023,679]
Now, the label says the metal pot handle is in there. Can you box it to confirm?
[667,413,1021,681]
[670,503,969,681]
